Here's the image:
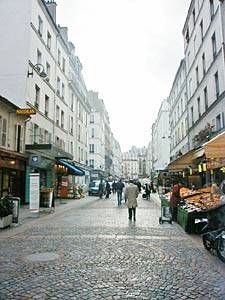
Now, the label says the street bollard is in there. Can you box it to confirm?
[12,197,20,223]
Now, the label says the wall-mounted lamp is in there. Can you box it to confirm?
[27,64,47,78]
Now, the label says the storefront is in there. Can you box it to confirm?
[0,148,27,202]
[203,131,225,184]
[55,159,85,199]
[25,144,73,204]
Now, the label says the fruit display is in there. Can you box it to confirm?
[181,191,222,212]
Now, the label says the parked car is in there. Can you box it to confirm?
[88,180,106,196]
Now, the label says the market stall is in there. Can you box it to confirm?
[164,187,224,233]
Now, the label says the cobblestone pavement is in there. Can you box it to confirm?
[1,193,225,299]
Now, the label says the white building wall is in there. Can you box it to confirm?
[152,100,170,171]
[183,0,225,150]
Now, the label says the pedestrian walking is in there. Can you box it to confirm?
[150,181,154,193]
[145,183,150,200]
[105,181,111,199]
[169,181,182,221]
[136,180,142,193]
[98,180,104,199]
[112,181,117,194]
[125,179,139,221]
[116,179,125,206]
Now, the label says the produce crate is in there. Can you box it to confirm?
[160,196,170,207]
[177,206,189,232]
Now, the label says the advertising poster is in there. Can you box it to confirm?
[29,173,40,211]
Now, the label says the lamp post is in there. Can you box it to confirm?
[27,64,48,78]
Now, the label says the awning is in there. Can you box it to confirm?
[58,159,85,176]
[168,148,204,171]
[203,131,225,159]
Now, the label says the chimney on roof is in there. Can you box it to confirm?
[59,26,68,43]
[45,0,57,23]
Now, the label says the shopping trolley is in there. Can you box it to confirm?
[159,196,172,224]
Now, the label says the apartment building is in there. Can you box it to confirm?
[183,0,225,150]
[0,0,90,200]
[168,59,189,162]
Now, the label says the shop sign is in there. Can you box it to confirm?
[29,155,41,166]
[29,173,40,211]
[16,108,36,115]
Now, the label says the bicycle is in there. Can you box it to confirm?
[202,203,225,263]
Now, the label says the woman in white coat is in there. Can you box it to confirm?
[125,180,139,221]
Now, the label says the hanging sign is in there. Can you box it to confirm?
[16,108,36,115]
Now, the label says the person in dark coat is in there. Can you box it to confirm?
[116,179,125,206]
[98,180,104,199]
[170,182,182,221]
[136,181,142,193]
[145,183,150,200]
[105,181,111,199]
[112,181,117,194]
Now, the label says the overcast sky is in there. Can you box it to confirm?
[57,0,191,152]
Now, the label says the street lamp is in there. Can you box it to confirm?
[27,64,47,78]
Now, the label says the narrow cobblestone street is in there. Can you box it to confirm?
[1,194,225,300]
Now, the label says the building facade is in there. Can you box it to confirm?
[0,0,90,200]
[183,0,225,150]
[151,100,170,172]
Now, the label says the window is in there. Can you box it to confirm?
[192,9,196,25]
[81,149,83,161]
[202,53,206,76]
[62,58,65,73]
[78,124,81,141]
[70,116,73,135]
[91,128,94,138]
[189,78,192,98]
[181,98,183,113]
[62,83,65,99]
[89,144,94,153]
[200,20,204,41]
[204,87,208,111]
[212,33,217,59]
[57,77,60,95]
[210,0,214,20]
[195,66,199,85]
[37,49,42,65]
[61,111,64,128]
[38,16,43,36]
[58,49,61,66]
[194,36,196,56]
[47,31,51,50]
[70,141,73,154]
[35,84,40,108]
[197,97,201,118]
[46,62,50,80]
[216,114,222,131]
[215,71,220,98]
[44,130,49,143]
[56,105,60,126]
[0,117,7,147]
[71,93,74,111]
[190,106,194,126]
[90,114,94,123]
[34,124,39,144]
[89,159,94,168]
[78,146,80,162]
[185,28,189,43]
[45,95,49,117]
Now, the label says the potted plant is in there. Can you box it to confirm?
[0,196,14,228]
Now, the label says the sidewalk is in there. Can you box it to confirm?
[0,195,93,236]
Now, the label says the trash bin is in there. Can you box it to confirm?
[11,197,20,223]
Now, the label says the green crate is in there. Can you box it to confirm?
[177,206,189,231]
